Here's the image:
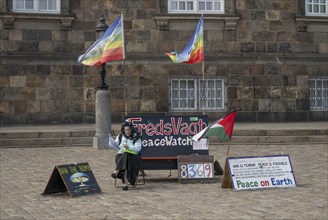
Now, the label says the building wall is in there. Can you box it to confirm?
[0,0,327,125]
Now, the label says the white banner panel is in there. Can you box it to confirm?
[228,155,297,191]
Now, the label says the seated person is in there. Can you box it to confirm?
[111,122,142,190]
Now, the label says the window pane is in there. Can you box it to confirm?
[180,90,187,98]
[188,99,195,108]
[171,1,178,10]
[187,1,193,10]
[199,2,205,10]
[314,4,320,12]
[49,0,57,10]
[26,0,34,9]
[206,2,213,10]
[15,0,24,9]
[320,5,326,13]
[39,0,47,10]
[214,2,220,10]
[172,100,179,108]
[179,2,185,10]
[181,100,187,107]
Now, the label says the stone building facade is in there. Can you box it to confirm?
[0,0,327,125]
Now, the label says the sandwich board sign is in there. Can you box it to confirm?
[226,155,297,191]
[42,162,101,197]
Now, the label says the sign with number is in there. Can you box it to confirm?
[42,162,101,197]
[227,155,297,191]
[177,155,215,183]
[179,163,213,179]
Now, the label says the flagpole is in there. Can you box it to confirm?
[202,59,205,115]
[201,15,205,116]
[226,142,231,156]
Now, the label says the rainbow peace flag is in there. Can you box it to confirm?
[78,15,125,67]
[166,16,204,64]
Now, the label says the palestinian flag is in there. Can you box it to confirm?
[192,110,236,142]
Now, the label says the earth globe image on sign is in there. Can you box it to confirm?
[70,172,90,186]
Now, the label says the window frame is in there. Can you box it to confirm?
[168,0,225,14]
[305,0,328,16]
[12,0,61,14]
[309,77,328,111]
[170,77,225,112]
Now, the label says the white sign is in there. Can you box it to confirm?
[228,155,297,191]
[192,138,208,150]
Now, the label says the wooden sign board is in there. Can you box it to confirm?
[223,155,297,191]
[177,155,215,184]
[42,162,101,197]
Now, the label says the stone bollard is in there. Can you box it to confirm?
[93,90,111,149]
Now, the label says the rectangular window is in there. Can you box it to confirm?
[306,0,328,16]
[168,0,224,14]
[170,78,225,111]
[310,77,328,110]
[13,0,60,13]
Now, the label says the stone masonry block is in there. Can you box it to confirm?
[111,100,125,112]
[38,41,55,53]
[254,87,269,99]
[244,99,258,111]
[36,88,50,100]
[269,87,284,98]
[266,11,280,21]
[241,42,255,52]
[243,87,254,99]
[14,101,27,113]
[69,76,83,87]
[286,99,296,111]
[319,43,328,53]
[49,76,70,88]
[253,31,276,41]
[0,101,13,113]
[140,100,156,112]
[9,30,22,41]
[84,88,96,101]
[70,101,83,112]
[297,75,309,86]
[51,65,72,76]
[272,99,286,111]
[156,100,168,112]
[251,10,265,20]
[127,87,141,99]
[264,64,282,75]
[40,100,55,112]
[285,87,300,98]
[26,76,49,87]
[36,65,51,75]
[21,88,36,100]
[270,21,284,31]
[0,76,10,87]
[26,101,41,113]
[143,87,159,99]
[258,99,271,111]
[54,100,70,113]
[10,76,26,87]
[69,88,84,100]
[296,99,310,111]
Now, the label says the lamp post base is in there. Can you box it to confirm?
[93,89,111,150]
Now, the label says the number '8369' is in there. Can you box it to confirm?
[179,163,213,179]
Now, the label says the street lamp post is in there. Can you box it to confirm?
[93,15,112,150]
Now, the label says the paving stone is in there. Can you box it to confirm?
[0,143,327,219]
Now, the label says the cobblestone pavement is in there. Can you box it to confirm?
[0,144,327,220]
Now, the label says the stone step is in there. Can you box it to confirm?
[209,135,328,144]
[0,130,95,139]
[0,137,92,148]
[0,123,327,148]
